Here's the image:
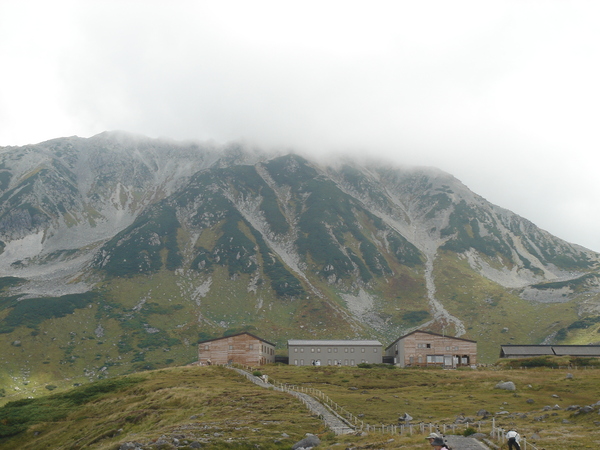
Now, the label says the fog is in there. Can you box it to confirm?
[1,1,600,251]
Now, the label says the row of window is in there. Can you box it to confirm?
[416,343,460,350]
[294,359,367,366]
[407,355,471,364]
[201,344,274,355]
[292,347,377,353]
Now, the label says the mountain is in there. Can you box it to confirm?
[1,131,599,392]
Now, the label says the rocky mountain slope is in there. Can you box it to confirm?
[0,132,599,391]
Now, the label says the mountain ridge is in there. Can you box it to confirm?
[0,132,599,390]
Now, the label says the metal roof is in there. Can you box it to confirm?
[500,345,600,357]
[500,346,554,356]
[288,340,382,346]
[552,346,600,356]
[198,332,276,347]
[386,330,477,350]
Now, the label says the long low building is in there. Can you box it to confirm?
[287,339,383,366]
[500,344,600,358]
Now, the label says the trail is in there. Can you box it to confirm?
[229,367,354,435]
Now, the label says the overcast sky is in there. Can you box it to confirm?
[1,1,600,252]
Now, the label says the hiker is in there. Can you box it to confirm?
[425,432,441,444]
[430,437,450,450]
[506,429,521,450]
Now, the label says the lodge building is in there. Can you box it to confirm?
[385,330,477,368]
[287,339,383,366]
[197,330,478,367]
[198,332,276,366]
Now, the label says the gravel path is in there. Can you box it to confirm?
[230,367,354,434]
[444,435,491,449]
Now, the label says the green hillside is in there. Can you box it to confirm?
[1,364,600,449]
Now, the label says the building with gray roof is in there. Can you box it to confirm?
[500,344,600,358]
[287,339,382,366]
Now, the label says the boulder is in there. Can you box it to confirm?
[119,444,137,450]
[494,381,516,391]
[292,434,321,449]
[398,412,413,422]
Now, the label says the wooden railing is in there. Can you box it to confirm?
[221,363,542,447]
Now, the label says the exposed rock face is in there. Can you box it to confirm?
[1,131,599,377]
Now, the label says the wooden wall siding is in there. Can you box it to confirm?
[386,331,477,368]
[288,344,383,366]
[198,334,275,366]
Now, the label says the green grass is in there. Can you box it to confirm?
[0,366,323,450]
[2,363,600,449]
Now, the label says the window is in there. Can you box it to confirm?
[426,343,431,348]
[317,348,321,353]
[311,348,315,353]
[334,348,338,353]
[426,355,444,363]
[361,348,365,353]
[294,348,298,353]
[294,359,298,365]
[300,348,304,353]
[229,345,233,350]
[373,348,377,353]
[204,345,209,350]
[249,344,253,350]
[350,348,354,353]
[344,348,348,353]
[328,348,332,353]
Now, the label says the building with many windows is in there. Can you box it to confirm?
[198,332,276,366]
[287,339,383,366]
[385,330,477,368]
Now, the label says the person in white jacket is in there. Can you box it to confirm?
[506,429,521,450]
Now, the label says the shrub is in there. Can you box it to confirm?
[463,427,477,436]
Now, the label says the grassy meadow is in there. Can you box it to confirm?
[0,361,599,449]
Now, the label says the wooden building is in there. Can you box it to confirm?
[198,332,276,366]
[287,339,383,366]
[500,344,600,359]
[385,330,477,368]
